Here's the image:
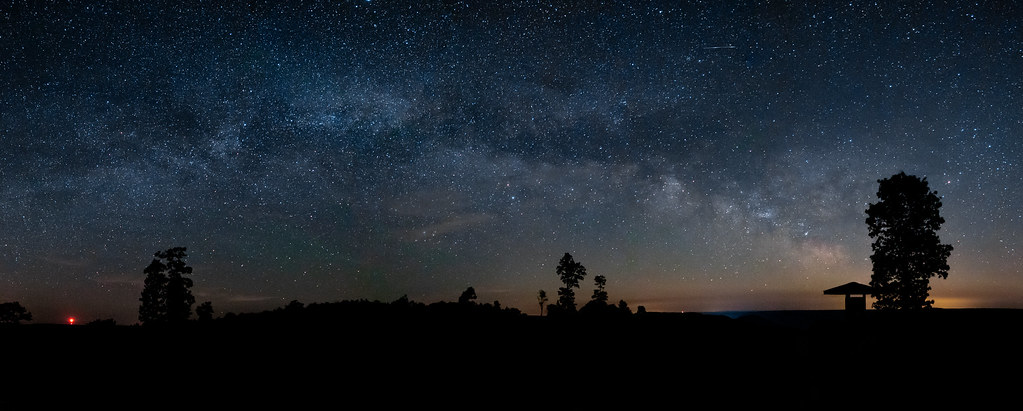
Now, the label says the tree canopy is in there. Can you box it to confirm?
[0,301,32,324]
[138,247,197,325]
[537,289,548,316]
[196,301,214,322]
[591,275,608,304]
[866,172,953,310]
[553,252,586,313]
[458,286,478,304]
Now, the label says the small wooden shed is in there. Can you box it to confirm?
[823,282,874,312]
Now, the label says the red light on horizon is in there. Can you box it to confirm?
[68,317,75,325]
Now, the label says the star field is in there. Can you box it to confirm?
[1,1,1021,324]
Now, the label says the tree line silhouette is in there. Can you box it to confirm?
[542,252,634,318]
[124,247,638,328]
[0,172,955,328]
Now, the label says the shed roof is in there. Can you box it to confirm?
[823,282,874,295]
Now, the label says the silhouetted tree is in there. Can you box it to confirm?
[617,299,631,314]
[458,286,478,304]
[138,266,167,324]
[554,253,587,313]
[867,172,953,310]
[285,300,305,311]
[591,275,608,303]
[537,289,548,316]
[196,301,214,321]
[138,247,196,325]
[0,302,32,324]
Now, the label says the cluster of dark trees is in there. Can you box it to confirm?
[137,247,213,325]
[0,301,32,324]
[542,252,635,318]
[132,247,639,327]
[215,291,526,328]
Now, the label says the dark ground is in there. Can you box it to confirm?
[2,309,1020,406]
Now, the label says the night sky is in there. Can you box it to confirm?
[2,1,1021,324]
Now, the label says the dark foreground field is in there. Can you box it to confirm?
[3,309,1021,406]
